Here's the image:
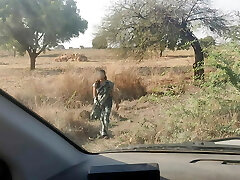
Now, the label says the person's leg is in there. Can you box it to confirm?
[103,106,111,135]
[100,105,112,136]
[100,108,106,136]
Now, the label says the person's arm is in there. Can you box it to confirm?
[92,83,99,105]
[93,85,97,99]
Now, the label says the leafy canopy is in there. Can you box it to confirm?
[98,0,230,58]
[0,0,88,55]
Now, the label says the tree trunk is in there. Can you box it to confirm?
[160,50,163,57]
[27,51,38,70]
[184,29,204,81]
[13,49,16,58]
[30,55,36,70]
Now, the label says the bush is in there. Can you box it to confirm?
[107,67,147,100]
[52,70,94,106]
[154,43,240,143]
[92,35,108,49]
[200,36,216,49]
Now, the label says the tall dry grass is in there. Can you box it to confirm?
[107,66,147,100]
[14,67,147,145]
[35,105,99,144]
[15,66,148,110]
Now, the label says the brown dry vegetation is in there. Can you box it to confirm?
[1,48,219,152]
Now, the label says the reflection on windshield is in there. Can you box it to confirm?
[0,0,239,152]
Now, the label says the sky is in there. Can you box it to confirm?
[64,0,240,48]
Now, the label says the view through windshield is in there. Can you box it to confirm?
[0,0,239,153]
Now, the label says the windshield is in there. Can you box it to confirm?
[0,0,239,153]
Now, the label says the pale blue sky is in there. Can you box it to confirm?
[64,0,240,48]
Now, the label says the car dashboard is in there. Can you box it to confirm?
[97,152,240,180]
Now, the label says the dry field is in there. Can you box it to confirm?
[0,48,196,152]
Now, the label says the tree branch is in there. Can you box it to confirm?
[36,44,48,55]
[187,15,225,22]
[185,1,199,20]
[37,32,45,42]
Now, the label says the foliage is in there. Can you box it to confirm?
[99,0,228,56]
[227,11,240,42]
[0,37,26,56]
[228,25,240,42]
[200,36,216,49]
[0,0,88,69]
[206,43,240,91]
[164,43,240,142]
[199,36,216,58]
[98,0,180,58]
[92,35,108,49]
[97,0,232,80]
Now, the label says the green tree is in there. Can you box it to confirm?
[200,36,216,49]
[98,0,174,59]
[100,0,230,80]
[0,36,26,56]
[0,0,88,70]
[92,35,108,49]
[228,25,240,42]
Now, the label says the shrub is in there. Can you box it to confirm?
[199,36,216,49]
[154,43,240,143]
[92,35,108,49]
[107,66,147,100]
[53,70,94,106]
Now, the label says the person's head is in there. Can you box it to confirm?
[96,69,107,81]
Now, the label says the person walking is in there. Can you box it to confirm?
[91,69,119,138]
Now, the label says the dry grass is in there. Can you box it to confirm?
[2,47,237,153]
[14,70,95,108]
[0,48,198,151]
[17,66,148,106]
[33,105,99,144]
[107,65,147,100]
[13,66,148,146]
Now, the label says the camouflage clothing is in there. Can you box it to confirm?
[92,80,114,136]
[99,104,112,136]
